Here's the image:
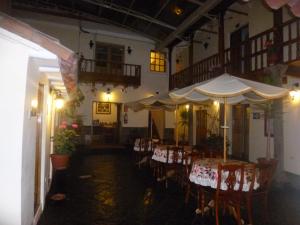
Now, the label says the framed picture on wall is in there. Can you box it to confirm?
[96,102,111,114]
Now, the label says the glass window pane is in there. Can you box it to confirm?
[160,66,165,72]
[150,51,155,58]
[150,65,155,71]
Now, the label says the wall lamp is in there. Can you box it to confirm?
[30,99,38,117]
[55,92,65,110]
[127,46,132,54]
[105,88,111,102]
[185,104,190,111]
[289,83,300,102]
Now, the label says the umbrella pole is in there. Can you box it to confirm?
[223,98,227,162]
[150,112,153,140]
[175,105,179,147]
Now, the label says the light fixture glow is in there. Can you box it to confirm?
[104,88,111,102]
[55,94,64,110]
[185,104,190,111]
[290,90,300,103]
[31,99,38,108]
[213,100,220,107]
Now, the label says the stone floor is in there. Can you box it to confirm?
[38,149,300,225]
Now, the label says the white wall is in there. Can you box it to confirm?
[15,12,170,129]
[283,76,300,174]
[0,26,65,225]
[0,29,28,225]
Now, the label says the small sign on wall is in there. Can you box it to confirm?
[252,112,261,119]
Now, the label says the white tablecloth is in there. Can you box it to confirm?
[151,145,191,164]
[189,158,259,191]
[133,138,159,152]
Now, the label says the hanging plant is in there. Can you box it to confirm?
[63,87,85,120]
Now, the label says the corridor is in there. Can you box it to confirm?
[38,149,300,225]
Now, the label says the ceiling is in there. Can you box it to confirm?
[11,0,237,48]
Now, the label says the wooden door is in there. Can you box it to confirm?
[230,25,250,74]
[232,104,249,160]
[196,110,207,145]
[34,83,44,213]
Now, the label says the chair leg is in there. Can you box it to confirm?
[215,199,219,225]
[185,183,191,204]
[246,195,253,225]
[263,194,269,224]
[236,205,242,225]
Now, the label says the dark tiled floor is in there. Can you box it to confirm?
[38,149,300,225]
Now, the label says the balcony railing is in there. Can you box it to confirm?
[79,58,141,87]
[170,18,300,90]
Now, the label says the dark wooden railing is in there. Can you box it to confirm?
[170,18,300,90]
[79,58,141,87]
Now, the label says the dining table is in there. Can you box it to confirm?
[133,138,159,152]
[151,145,192,164]
[189,158,259,192]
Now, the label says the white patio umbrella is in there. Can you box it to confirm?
[169,73,289,161]
[125,93,187,146]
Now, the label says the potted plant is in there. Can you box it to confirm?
[179,110,189,144]
[205,134,230,152]
[51,123,78,170]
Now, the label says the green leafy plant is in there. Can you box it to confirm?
[53,128,78,155]
[179,110,189,143]
[206,134,230,151]
[63,88,85,120]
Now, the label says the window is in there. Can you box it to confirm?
[95,42,124,74]
[150,50,166,72]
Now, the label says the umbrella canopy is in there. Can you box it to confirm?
[125,93,188,146]
[169,73,289,161]
[170,73,288,103]
[125,92,186,111]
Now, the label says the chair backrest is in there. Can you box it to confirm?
[216,163,245,195]
[166,146,184,164]
[244,163,257,193]
[183,151,201,176]
[256,159,278,192]
[139,138,148,152]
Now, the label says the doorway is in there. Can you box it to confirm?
[196,110,207,145]
[92,101,121,144]
[34,83,44,213]
[230,25,250,74]
[232,104,249,160]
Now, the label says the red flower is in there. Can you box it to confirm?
[59,124,67,129]
[71,123,78,129]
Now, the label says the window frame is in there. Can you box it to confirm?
[150,50,166,73]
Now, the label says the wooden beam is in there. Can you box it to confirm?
[82,0,176,30]
[12,2,162,42]
[218,11,225,72]
[197,28,218,35]
[156,0,222,50]
[273,8,283,63]
[227,9,248,16]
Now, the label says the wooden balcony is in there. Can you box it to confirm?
[170,18,300,90]
[78,58,141,87]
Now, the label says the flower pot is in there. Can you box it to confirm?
[50,154,70,170]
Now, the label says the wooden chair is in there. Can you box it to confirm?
[214,163,245,225]
[162,145,184,188]
[135,138,149,168]
[182,151,201,203]
[243,163,257,225]
[246,159,278,224]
